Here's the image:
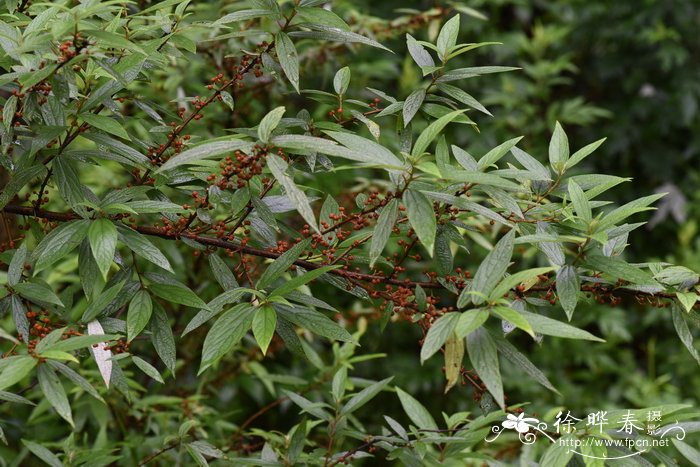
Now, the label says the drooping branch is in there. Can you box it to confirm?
[1,204,677,300]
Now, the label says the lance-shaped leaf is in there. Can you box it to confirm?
[289,24,392,53]
[0,356,37,391]
[275,32,299,93]
[88,218,118,280]
[268,265,338,298]
[37,365,73,426]
[420,312,459,363]
[32,220,89,273]
[585,253,656,285]
[199,303,255,374]
[252,305,277,355]
[565,137,607,170]
[556,265,580,320]
[324,131,403,167]
[406,33,434,68]
[8,241,28,286]
[13,282,64,307]
[257,238,311,290]
[596,193,666,231]
[117,225,173,272]
[518,310,605,341]
[672,305,700,366]
[411,109,466,158]
[127,290,152,342]
[267,154,319,233]
[403,88,425,126]
[467,327,504,408]
[258,106,285,143]
[155,139,253,173]
[395,387,438,430]
[567,179,592,223]
[470,230,515,305]
[370,199,399,268]
[404,189,436,256]
[436,83,491,116]
[436,14,460,61]
[275,304,355,343]
[549,121,569,172]
[21,440,62,467]
[477,137,523,170]
[489,330,560,394]
[341,376,393,416]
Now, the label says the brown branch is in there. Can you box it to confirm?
[1,204,678,299]
[137,440,180,466]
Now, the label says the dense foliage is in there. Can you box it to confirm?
[1,1,699,465]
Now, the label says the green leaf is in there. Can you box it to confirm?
[549,121,569,172]
[258,106,285,143]
[395,387,438,430]
[677,292,698,313]
[0,165,47,211]
[341,376,393,416]
[672,305,700,365]
[132,356,164,383]
[252,305,277,355]
[443,169,523,191]
[0,356,37,391]
[32,220,90,273]
[289,24,392,53]
[48,334,119,353]
[406,33,434,68]
[673,439,700,465]
[567,179,592,223]
[13,282,63,307]
[436,14,460,61]
[455,309,489,338]
[8,242,28,286]
[477,137,523,170]
[267,154,319,233]
[0,390,35,405]
[324,131,403,167]
[435,66,519,83]
[489,331,559,394]
[215,9,273,24]
[510,147,551,180]
[519,310,605,342]
[37,365,73,426]
[404,189,436,256]
[436,83,491,115]
[117,225,173,272]
[585,253,655,285]
[208,255,239,291]
[127,290,153,342]
[257,239,311,290]
[420,313,459,363]
[370,199,399,268]
[275,32,300,93]
[565,138,606,170]
[268,265,338,298]
[470,230,515,305]
[88,218,118,280]
[47,360,104,402]
[491,306,534,337]
[556,265,580,320]
[155,139,253,173]
[467,327,504,408]
[333,66,351,95]
[150,304,177,373]
[411,109,466,158]
[403,88,425,126]
[149,280,209,309]
[541,435,575,466]
[79,114,129,139]
[81,281,125,322]
[597,193,666,231]
[489,266,555,300]
[275,304,355,343]
[21,440,63,467]
[199,303,255,373]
